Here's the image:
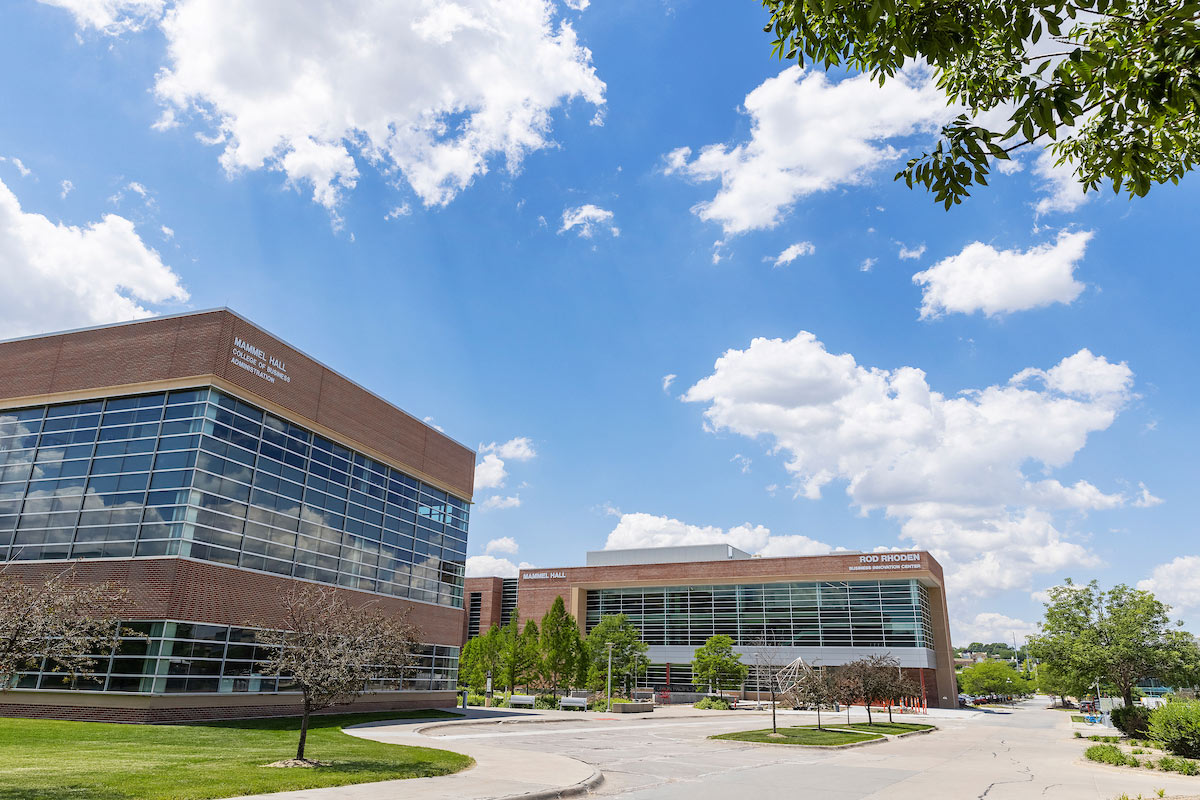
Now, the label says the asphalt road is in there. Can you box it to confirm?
[421,699,1200,799]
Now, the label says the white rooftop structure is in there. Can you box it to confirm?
[585,544,752,567]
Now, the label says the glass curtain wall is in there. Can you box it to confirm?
[585,580,933,650]
[0,387,468,608]
[11,619,458,695]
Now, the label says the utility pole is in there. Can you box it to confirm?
[606,642,614,712]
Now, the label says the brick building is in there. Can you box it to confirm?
[0,310,474,722]
[465,544,958,708]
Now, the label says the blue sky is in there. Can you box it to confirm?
[2,0,1198,644]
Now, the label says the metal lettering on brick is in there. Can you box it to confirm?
[230,336,291,385]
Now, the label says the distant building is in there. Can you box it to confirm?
[466,544,958,709]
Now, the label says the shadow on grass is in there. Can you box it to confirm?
[187,709,460,732]
[0,788,128,800]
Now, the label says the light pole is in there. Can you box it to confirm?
[606,642,614,712]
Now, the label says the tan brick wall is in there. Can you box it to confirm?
[0,310,475,498]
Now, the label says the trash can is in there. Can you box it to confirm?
[461,689,469,709]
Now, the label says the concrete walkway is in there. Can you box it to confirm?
[229,708,600,800]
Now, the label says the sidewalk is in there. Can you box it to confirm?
[228,709,600,800]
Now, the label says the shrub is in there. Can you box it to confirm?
[1113,705,1153,738]
[1085,744,1137,767]
[534,695,557,710]
[1156,755,1200,775]
[695,697,732,711]
[1148,699,1200,758]
[1074,732,1083,739]
[467,693,486,706]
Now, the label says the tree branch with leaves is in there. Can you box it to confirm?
[762,0,1200,207]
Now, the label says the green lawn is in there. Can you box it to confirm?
[711,726,883,746]
[0,711,472,800]
[1072,714,1088,723]
[825,722,935,735]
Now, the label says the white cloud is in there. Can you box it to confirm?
[485,536,519,555]
[661,374,677,393]
[160,224,173,238]
[0,176,188,339]
[1139,557,1200,611]
[859,257,877,272]
[1034,149,1090,215]
[466,554,534,578]
[953,612,1039,645]
[481,437,537,461]
[38,0,163,34]
[897,242,926,260]
[474,453,508,490]
[385,203,412,220]
[1133,482,1164,508]
[913,230,1091,318]
[482,494,521,510]
[422,415,445,433]
[563,0,589,9]
[665,65,951,235]
[683,331,1136,596]
[95,0,607,212]
[731,454,751,473]
[1,156,32,178]
[60,180,74,199]
[768,241,815,268]
[560,204,618,238]
[475,436,536,493]
[605,512,837,558]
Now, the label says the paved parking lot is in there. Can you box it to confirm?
[405,699,1200,799]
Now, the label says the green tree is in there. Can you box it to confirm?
[539,596,583,698]
[692,634,749,694]
[1028,580,1200,710]
[1036,662,1089,707]
[497,615,539,693]
[761,0,1200,207]
[958,659,1031,699]
[585,613,648,698]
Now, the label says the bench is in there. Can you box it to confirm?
[559,696,588,711]
[509,694,536,708]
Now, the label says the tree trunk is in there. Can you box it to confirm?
[816,704,822,731]
[770,683,777,733]
[888,703,893,723]
[296,698,312,761]
[866,702,872,726]
[1123,686,1134,711]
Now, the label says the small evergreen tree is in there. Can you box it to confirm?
[539,597,582,698]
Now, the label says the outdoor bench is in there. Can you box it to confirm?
[509,694,536,708]
[559,696,588,710]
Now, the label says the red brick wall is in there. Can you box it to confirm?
[0,310,475,498]
[0,693,455,724]
[462,577,505,641]
[1,557,464,646]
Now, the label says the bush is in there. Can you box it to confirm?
[534,695,557,710]
[1156,755,1200,775]
[1085,744,1137,767]
[1113,705,1153,738]
[695,697,732,710]
[466,693,486,706]
[1148,699,1200,758]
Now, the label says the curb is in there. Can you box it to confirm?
[710,734,889,750]
[497,767,605,800]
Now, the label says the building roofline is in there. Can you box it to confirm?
[0,308,476,455]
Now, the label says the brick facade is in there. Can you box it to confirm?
[462,576,506,640]
[0,309,475,498]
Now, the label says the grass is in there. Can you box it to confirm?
[831,722,935,735]
[1072,715,1088,723]
[0,710,472,800]
[711,726,883,746]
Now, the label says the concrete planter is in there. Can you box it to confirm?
[610,701,654,713]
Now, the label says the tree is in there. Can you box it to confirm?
[832,669,862,726]
[1028,580,1200,710]
[791,665,837,730]
[749,636,786,733]
[881,669,921,723]
[1037,662,1089,707]
[539,597,583,698]
[258,586,419,763]
[497,615,539,693]
[692,635,749,694]
[761,0,1200,208]
[0,570,128,691]
[585,614,648,698]
[842,654,901,725]
[958,659,1030,700]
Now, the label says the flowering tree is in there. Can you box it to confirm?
[0,569,127,691]
[258,586,420,763]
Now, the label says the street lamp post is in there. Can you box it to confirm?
[606,642,614,712]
